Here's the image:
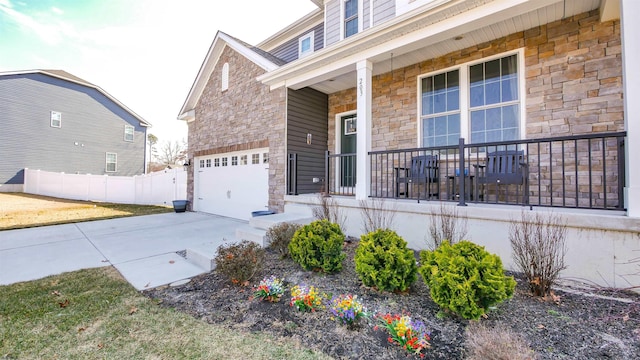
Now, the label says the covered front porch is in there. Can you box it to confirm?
[271,0,640,289]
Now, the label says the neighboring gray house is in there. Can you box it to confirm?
[0,70,151,192]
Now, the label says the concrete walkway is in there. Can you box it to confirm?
[0,212,245,290]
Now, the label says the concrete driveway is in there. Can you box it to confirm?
[0,212,245,290]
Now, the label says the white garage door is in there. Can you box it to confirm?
[194,148,269,220]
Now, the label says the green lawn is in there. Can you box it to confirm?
[0,267,330,360]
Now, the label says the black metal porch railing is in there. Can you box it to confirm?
[326,151,357,196]
[328,132,626,210]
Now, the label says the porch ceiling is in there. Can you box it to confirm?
[262,0,603,94]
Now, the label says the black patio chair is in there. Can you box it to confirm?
[474,150,529,204]
[395,155,439,200]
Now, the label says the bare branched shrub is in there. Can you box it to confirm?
[266,222,301,259]
[509,211,567,297]
[359,198,397,234]
[311,192,346,232]
[465,323,536,360]
[427,203,468,249]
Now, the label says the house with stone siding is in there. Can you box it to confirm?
[179,0,640,289]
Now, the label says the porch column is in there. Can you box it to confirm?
[621,0,640,218]
[356,60,372,200]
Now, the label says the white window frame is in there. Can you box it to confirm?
[251,153,260,164]
[416,48,526,147]
[106,152,117,172]
[50,111,61,128]
[298,31,315,58]
[221,62,229,91]
[124,125,134,142]
[341,0,362,39]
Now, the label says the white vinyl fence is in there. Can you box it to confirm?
[23,168,187,206]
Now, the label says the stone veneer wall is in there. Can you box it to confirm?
[187,45,287,211]
[327,10,623,151]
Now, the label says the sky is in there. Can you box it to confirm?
[0,0,318,144]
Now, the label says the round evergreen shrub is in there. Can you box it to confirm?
[418,241,516,320]
[288,219,346,273]
[354,229,417,292]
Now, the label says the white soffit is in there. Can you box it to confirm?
[260,0,602,93]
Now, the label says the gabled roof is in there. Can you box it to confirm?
[0,69,152,127]
[177,31,282,121]
[310,0,323,8]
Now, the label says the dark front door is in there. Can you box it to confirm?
[340,114,357,188]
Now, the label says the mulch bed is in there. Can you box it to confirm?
[144,239,640,359]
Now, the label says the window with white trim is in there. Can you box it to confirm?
[221,63,229,91]
[206,159,211,168]
[298,31,314,58]
[252,153,259,164]
[419,51,523,146]
[50,111,61,128]
[231,156,238,166]
[222,157,228,166]
[199,159,205,168]
[106,152,117,172]
[240,155,247,165]
[124,125,134,142]
[214,158,220,167]
[263,153,269,164]
[344,0,358,38]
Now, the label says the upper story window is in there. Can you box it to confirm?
[344,0,358,38]
[221,62,229,91]
[298,31,315,58]
[124,125,134,142]
[50,111,61,128]
[419,51,523,147]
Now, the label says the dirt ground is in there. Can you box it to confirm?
[145,241,640,360]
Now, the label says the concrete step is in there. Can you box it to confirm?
[184,239,237,271]
[235,225,268,247]
[249,212,315,231]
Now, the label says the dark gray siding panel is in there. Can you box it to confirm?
[325,0,341,46]
[287,88,328,194]
[270,23,325,64]
[373,0,395,26]
[0,74,146,184]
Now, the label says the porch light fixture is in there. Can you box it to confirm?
[183,159,191,171]
[307,132,313,145]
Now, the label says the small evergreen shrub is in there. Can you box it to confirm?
[215,240,265,285]
[266,222,301,258]
[288,220,346,273]
[355,229,417,292]
[418,241,515,320]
